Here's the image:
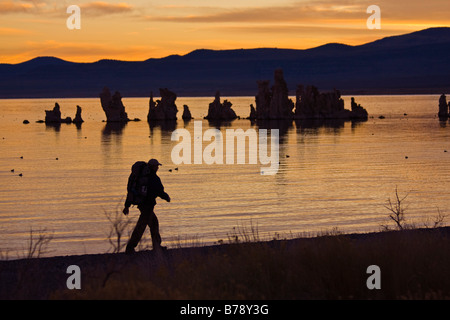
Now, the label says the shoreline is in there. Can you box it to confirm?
[1,226,450,299]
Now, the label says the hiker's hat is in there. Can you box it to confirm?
[148,158,162,166]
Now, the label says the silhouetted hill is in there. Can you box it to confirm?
[1,27,449,98]
[16,56,73,68]
[361,27,450,49]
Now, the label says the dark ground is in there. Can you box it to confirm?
[1,226,450,300]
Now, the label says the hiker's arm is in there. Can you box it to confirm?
[123,199,131,215]
[158,188,170,202]
[161,192,170,202]
[156,178,170,202]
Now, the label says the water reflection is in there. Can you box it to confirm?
[439,118,448,128]
[296,118,366,132]
[295,118,346,132]
[148,121,178,158]
[101,122,127,165]
[74,122,83,130]
[98,117,368,174]
[251,119,293,144]
[102,122,127,136]
[350,120,366,130]
[44,121,83,133]
[205,119,235,129]
[45,122,62,133]
[293,119,367,140]
[183,119,192,127]
[148,120,178,132]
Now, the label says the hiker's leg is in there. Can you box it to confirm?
[127,210,149,250]
[148,210,162,249]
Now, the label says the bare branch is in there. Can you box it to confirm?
[384,187,409,230]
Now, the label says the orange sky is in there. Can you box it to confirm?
[0,0,449,63]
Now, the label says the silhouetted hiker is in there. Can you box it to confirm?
[123,158,171,254]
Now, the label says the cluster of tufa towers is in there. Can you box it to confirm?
[43,69,369,125]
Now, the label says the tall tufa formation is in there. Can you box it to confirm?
[204,91,237,121]
[350,97,369,120]
[270,69,295,119]
[44,102,73,124]
[294,85,367,120]
[251,69,294,120]
[250,69,368,121]
[254,80,271,119]
[147,91,157,120]
[147,88,178,121]
[73,105,84,123]
[45,103,62,123]
[295,85,344,119]
[99,87,129,122]
[182,105,193,120]
[438,94,449,119]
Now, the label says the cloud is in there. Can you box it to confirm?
[0,27,35,35]
[147,1,365,24]
[211,24,372,35]
[0,0,34,14]
[146,0,450,25]
[79,1,134,16]
[0,0,134,16]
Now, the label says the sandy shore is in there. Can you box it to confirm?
[1,226,450,300]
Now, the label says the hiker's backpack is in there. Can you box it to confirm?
[126,161,150,205]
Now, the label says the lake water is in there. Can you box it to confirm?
[1,94,449,259]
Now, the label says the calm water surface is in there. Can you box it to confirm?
[1,95,449,259]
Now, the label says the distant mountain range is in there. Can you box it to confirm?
[1,27,449,98]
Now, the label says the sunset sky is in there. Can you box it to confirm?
[0,0,449,63]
